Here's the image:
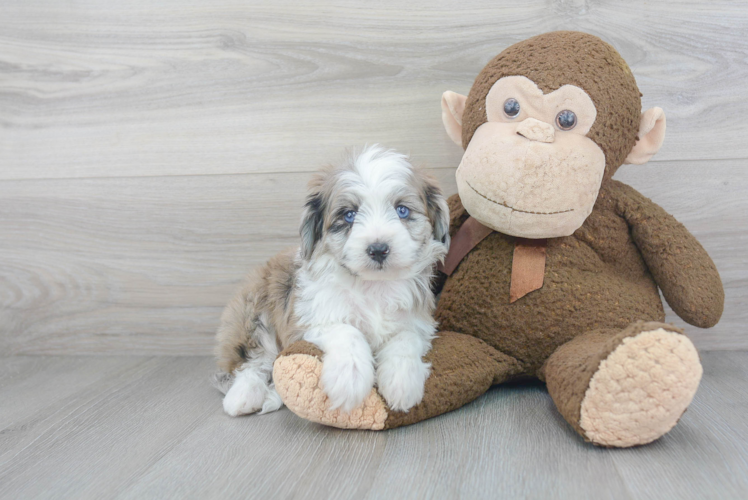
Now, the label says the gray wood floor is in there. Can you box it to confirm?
[0,351,746,500]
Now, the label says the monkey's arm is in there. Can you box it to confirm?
[612,180,724,328]
[432,193,470,294]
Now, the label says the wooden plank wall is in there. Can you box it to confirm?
[1,0,746,354]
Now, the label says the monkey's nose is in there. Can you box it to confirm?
[366,242,390,264]
[516,118,555,143]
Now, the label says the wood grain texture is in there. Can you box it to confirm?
[0,0,746,354]
[1,160,744,354]
[0,357,150,465]
[0,0,747,181]
[0,357,218,498]
[0,352,746,499]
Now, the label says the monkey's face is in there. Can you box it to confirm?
[455,76,605,239]
[443,32,665,239]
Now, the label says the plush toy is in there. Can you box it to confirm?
[271,31,724,447]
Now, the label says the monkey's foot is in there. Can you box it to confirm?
[273,342,389,430]
[579,324,702,447]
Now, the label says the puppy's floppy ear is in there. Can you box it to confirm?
[299,175,327,260]
[421,174,450,247]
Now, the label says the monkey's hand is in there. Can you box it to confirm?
[613,180,724,328]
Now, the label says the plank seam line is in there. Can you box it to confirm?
[0,157,745,183]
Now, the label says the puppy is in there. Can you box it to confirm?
[214,145,450,417]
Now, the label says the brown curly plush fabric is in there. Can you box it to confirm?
[615,183,724,327]
[383,331,522,429]
[461,31,641,181]
[435,183,723,375]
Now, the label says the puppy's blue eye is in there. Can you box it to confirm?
[396,205,410,219]
[344,211,356,223]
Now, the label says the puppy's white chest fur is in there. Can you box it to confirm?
[295,254,433,350]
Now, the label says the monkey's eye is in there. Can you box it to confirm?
[396,205,410,219]
[503,98,520,118]
[556,110,577,130]
[344,211,356,224]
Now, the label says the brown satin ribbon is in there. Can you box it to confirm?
[509,238,547,303]
[437,216,547,303]
[437,216,494,276]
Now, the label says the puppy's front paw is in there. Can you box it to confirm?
[320,351,375,413]
[377,357,430,412]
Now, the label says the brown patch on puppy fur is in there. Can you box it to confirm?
[418,170,451,245]
[215,247,301,374]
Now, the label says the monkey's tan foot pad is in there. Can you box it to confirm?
[273,341,389,430]
[580,326,702,447]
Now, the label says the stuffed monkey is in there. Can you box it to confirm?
[272,31,724,447]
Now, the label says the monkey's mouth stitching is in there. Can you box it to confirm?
[465,180,574,215]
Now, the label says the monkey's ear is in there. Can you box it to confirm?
[441,91,467,146]
[625,107,666,165]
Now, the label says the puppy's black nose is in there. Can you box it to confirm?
[366,242,390,264]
